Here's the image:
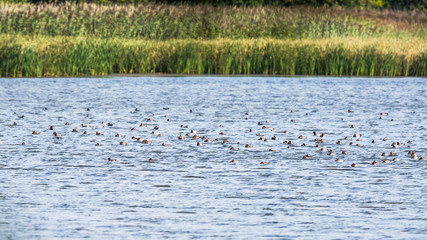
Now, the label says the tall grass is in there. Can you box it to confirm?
[0,2,425,39]
[1,35,425,77]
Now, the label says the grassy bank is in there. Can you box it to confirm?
[1,3,425,40]
[0,3,426,77]
[1,36,426,77]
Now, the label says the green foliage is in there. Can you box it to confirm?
[1,0,425,10]
[1,3,425,40]
[1,36,425,77]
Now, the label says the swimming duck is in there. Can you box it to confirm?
[245,144,253,148]
[32,131,40,135]
[372,161,379,165]
[351,163,359,167]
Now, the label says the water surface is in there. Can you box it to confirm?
[0,77,426,239]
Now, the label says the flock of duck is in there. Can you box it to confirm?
[6,108,425,167]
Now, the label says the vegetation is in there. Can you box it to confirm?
[1,35,425,77]
[0,2,426,77]
[1,3,425,39]
[1,1,426,11]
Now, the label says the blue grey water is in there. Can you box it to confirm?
[0,77,426,239]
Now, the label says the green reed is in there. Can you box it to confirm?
[1,3,425,40]
[1,36,425,77]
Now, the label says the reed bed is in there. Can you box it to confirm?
[1,2,425,39]
[1,36,425,77]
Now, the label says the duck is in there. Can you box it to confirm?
[372,161,380,165]
[120,142,127,145]
[108,157,116,162]
[245,144,253,148]
[32,131,40,135]
[335,159,344,162]
[178,135,184,140]
[351,163,359,167]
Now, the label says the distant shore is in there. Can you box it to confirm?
[0,3,426,77]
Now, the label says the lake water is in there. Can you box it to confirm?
[0,77,426,239]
